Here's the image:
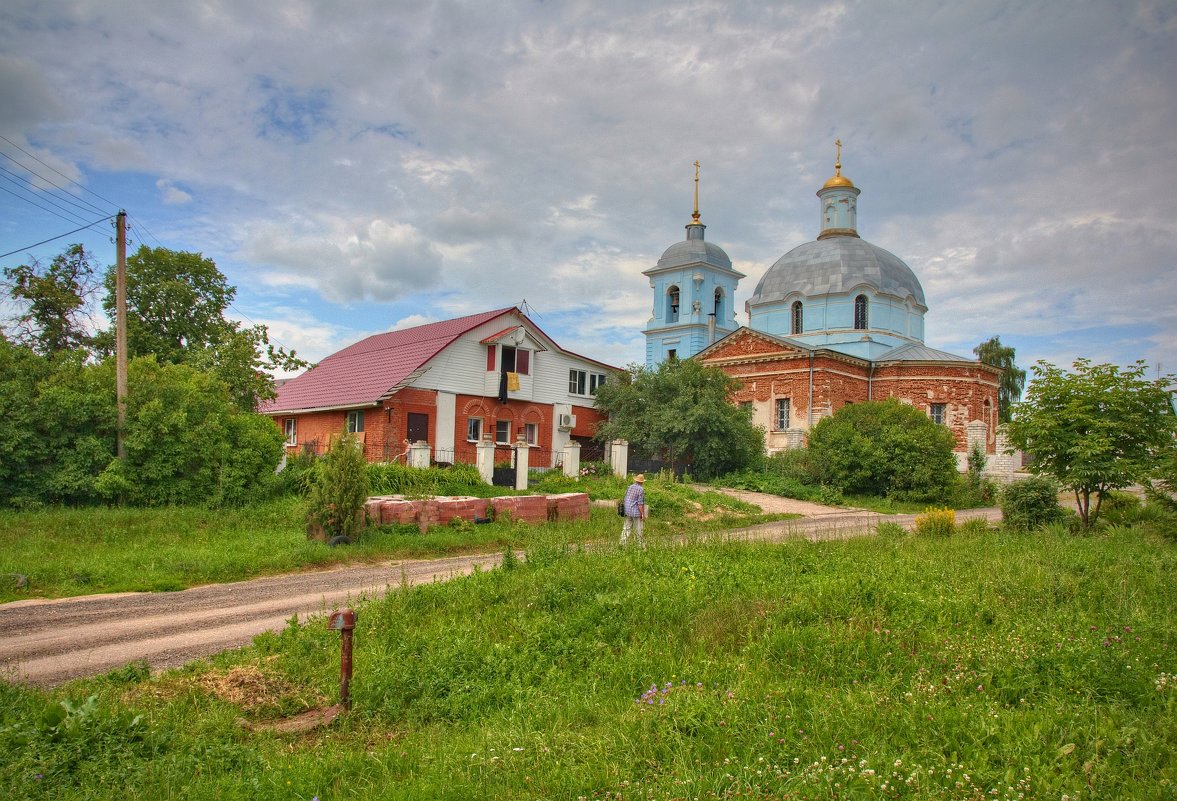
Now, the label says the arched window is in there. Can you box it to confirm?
[854,294,868,330]
[791,301,803,335]
[667,285,680,323]
[713,287,724,320]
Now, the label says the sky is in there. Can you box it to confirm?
[1,0,1175,382]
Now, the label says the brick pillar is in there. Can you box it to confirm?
[562,440,581,478]
[475,436,495,484]
[513,436,530,490]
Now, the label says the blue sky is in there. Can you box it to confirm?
[2,1,1174,382]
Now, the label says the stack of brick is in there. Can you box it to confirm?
[491,495,550,524]
[435,496,493,524]
[546,492,590,522]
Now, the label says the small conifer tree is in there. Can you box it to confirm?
[307,430,370,542]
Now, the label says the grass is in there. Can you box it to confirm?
[0,479,780,603]
[2,524,1174,799]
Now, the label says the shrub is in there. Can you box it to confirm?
[914,506,955,536]
[1098,490,1143,526]
[875,521,906,539]
[807,399,958,501]
[368,462,484,497]
[307,431,370,541]
[1000,476,1063,531]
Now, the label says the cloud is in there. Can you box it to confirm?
[156,179,192,205]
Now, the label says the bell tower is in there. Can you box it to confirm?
[642,162,744,368]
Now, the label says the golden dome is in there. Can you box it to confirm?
[822,173,855,189]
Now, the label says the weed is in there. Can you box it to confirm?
[913,506,955,536]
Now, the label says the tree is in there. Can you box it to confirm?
[974,335,1025,423]
[806,398,958,500]
[97,245,305,410]
[307,431,370,544]
[1006,358,1177,526]
[3,244,98,355]
[101,246,235,362]
[592,359,763,479]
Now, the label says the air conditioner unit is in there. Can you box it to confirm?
[558,413,577,429]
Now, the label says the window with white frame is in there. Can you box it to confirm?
[284,418,296,446]
[524,422,538,445]
[775,398,791,430]
[569,369,607,396]
[929,403,946,425]
[346,410,365,434]
[495,420,512,444]
[467,417,483,442]
[500,345,530,375]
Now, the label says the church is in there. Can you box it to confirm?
[642,149,1001,458]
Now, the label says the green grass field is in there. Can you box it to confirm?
[0,479,775,602]
[2,523,1174,800]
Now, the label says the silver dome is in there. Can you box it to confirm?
[749,237,925,307]
[655,236,733,272]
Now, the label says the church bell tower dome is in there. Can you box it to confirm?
[746,143,927,360]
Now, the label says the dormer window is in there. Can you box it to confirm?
[501,345,529,375]
[854,294,868,330]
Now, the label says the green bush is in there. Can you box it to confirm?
[307,431,370,540]
[807,399,958,501]
[1000,476,1064,531]
[1098,490,1142,526]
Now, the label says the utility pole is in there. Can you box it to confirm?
[116,211,127,459]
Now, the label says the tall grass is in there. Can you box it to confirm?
[3,526,1174,799]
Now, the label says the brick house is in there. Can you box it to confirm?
[261,307,618,466]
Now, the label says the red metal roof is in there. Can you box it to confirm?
[261,308,515,413]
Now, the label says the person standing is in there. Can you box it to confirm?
[620,473,647,548]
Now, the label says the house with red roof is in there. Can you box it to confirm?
[261,307,619,466]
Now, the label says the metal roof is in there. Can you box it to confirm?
[749,236,926,307]
[261,308,515,414]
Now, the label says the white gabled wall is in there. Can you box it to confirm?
[408,312,612,410]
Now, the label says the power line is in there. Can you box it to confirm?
[0,169,95,226]
[0,134,119,214]
[0,150,113,219]
[0,183,94,228]
[0,162,110,220]
[0,214,117,260]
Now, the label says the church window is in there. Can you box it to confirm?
[854,295,868,330]
[775,398,791,430]
[929,403,946,425]
[667,348,677,361]
[791,301,803,335]
[713,287,724,319]
[667,285,680,323]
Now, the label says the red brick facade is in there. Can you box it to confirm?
[697,329,1000,453]
[273,389,607,464]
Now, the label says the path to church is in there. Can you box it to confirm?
[0,492,1002,688]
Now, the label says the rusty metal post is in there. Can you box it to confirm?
[327,609,357,709]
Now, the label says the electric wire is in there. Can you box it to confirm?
[0,134,119,215]
[0,183,94,228]
[0,168,96,226]
[0,215,117,260]
[0,150,113,220]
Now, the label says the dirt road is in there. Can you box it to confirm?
[0,493,1002,689]
[0,553,503,688]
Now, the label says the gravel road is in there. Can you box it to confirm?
[0,553,503,688]
[0,492,1002,689]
